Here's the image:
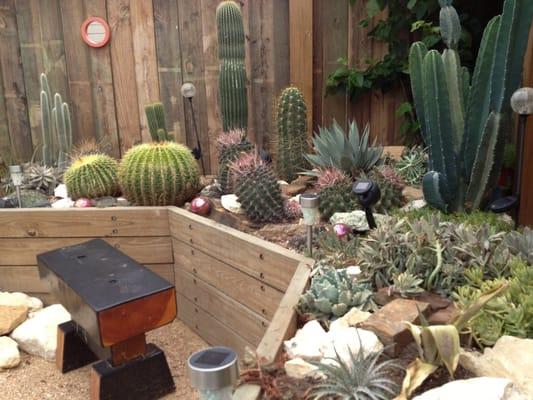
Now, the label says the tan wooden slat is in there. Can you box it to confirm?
[0,236,173,266]
[169,207,303,291]
[0,57,11,160]
[177,294,253,358]
[0,207,169,238]
[311,0,324,130]
[0,264,174,293]
[175,268,267,346]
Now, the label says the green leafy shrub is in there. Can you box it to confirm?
[64,154,119,199]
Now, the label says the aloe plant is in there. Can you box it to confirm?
[410,0,533,212]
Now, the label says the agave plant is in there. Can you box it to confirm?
[307,343,399,400]
[24,163,60,195]
[305,120,383,178]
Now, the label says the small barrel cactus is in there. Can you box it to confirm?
[216,129,254,194]
[316,168,358,220]
[64,154,119,200]
[231,152,284,223]
[298,266,376,319]
[370,166,405,213]
[119,142,200,206]
[274,87,309,182]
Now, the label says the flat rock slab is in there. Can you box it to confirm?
[360,298,430,356]
[0,305,28,335]
[281,183,307,197]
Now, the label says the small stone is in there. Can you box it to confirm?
[402,199,427,211]
[54,184,68,198]
[330,210,388,232]
[344,266,361,279]
[0,337,20,369]
[428,303,459,325]
[74,198,94,208]
[284,358,323,380]
[0,292,43,312]
[0,305,28,335]
[374,288,451,312]
[116,197,130,206]
[284,320,328,361]
[402,186,424,202]
[11,304,71,360]
[360,298,430,356]
[281,183,307,197]
[329,308,372,332]
[321,328,383,366]
[220,194,244,214]
[200,182,222,198]
[51,197,74,208]
[291,175,314,186]
[94,196,117,208]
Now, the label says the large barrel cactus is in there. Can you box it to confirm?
[64,154,119,199]
[410,0,533,212]
[216,1,248,132]
[274,87,310,182]
[216,129,254,194]
[119,142,200,206]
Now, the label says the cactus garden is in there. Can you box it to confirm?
[0,0,532,399]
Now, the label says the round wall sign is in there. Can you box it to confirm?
[81,17,111,48]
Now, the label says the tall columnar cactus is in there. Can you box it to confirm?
[216,1,248,132]
[118,142,200,206]
[40,73,72,169]
[274,87,310,182]
[64,154,119,200]
[216,129,254,194]
[145,102,173,142]
[410,0,533,212]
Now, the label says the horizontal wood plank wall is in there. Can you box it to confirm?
[168,207,304,357]
[0,208,174,300]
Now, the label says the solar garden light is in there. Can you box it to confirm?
[188,346,239,400]
[181,82,206,174]
[300,193,320,256]
[489,87,533,226]
[352,179,381,230]
[8,165,23,208]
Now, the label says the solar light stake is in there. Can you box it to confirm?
[300,193,320,256]
[352,179,381,230]
[188,347,239,400]
[8,165,23,208]
[181,82,206,175]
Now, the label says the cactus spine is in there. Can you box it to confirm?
[216,1,248,132]
[274,87,310,182]
[40,73,72,169]
[145,102,174,142]
[64,154,119,199]
[410,0,533,212]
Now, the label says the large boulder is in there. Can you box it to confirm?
[0,337,20,369]
[0,305,28,335]
[11,304,71,361]
[412,377,526,400]
[0,292,43,312]
[329,307,371,332]
[321,327,383,366]
[284,320,328,361]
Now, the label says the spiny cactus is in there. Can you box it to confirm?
[216,129,254,194]
[145,102,173,142]
[119,142,200,206]
[410,0,533,212]
[274,87,309,182]
[316,168,358,220]
[231,152,284,223]
[370,166,405,214]
[64,154,119,200]
[40,73,72,169]
[216,1,248,132]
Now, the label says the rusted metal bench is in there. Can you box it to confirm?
[38,239,177,400]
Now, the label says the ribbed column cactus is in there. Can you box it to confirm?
[64,154,119,199]
[145,102,173,142]
[119,142,200,206]
[216,1,248,132]
[216,129,254,194]
[409,0,533,212]
[274,87,310,182]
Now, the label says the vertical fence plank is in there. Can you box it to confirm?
[0,0,32,162]
[107,0,142,154]
[240,0,255,144]
[312,0,324,130]
[0,62,11,160]
[153,0,187,145]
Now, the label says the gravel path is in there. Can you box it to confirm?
[0,320,207,400]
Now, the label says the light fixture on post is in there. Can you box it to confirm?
[181,82,206,174]
[300,193,320,256]
[188,346,239,400]
[352,179,381,230]
[8,165,24,208]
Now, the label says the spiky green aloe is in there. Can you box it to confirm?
[64,154,119,199]
[410,0,533,212]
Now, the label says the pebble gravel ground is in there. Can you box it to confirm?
[0,320,206,400]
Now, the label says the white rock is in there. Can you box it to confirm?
[402,199,427,211]
[330,210,388,231]
[220,194,244,214]
[412,377,526,400]
[51,197,74,208]
[11,304,71,361]
[54,184,68,199]
[321,328,383,366]
[277,180,289,186]
[284,320,328,361]
[0,337,20,369]
[344,266,361,279]
[284,358,323,380]
[0,292,43,312]
[329,308,371,332]
[289,194,301,204]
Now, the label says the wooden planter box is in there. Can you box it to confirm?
[0,207,312,399]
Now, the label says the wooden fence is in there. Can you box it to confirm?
[0,0,290,173]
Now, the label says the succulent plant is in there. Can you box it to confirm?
[274,87,309,182]
[368,166,405,214]
[23,163,60,195]
[308,342,399,400]
[119,142,200,206]
[231,153,284,223]
[305,120,383,178]
[298,266,376,319]
[64,154,120,200]
[316,168,358,220]
[395,146,428,185]
[410,0,533,212]
[391,272,424,298]
[216,129,254,194]
[145,102,174,142]
[40,73,72,169]
[503,227,533,264]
